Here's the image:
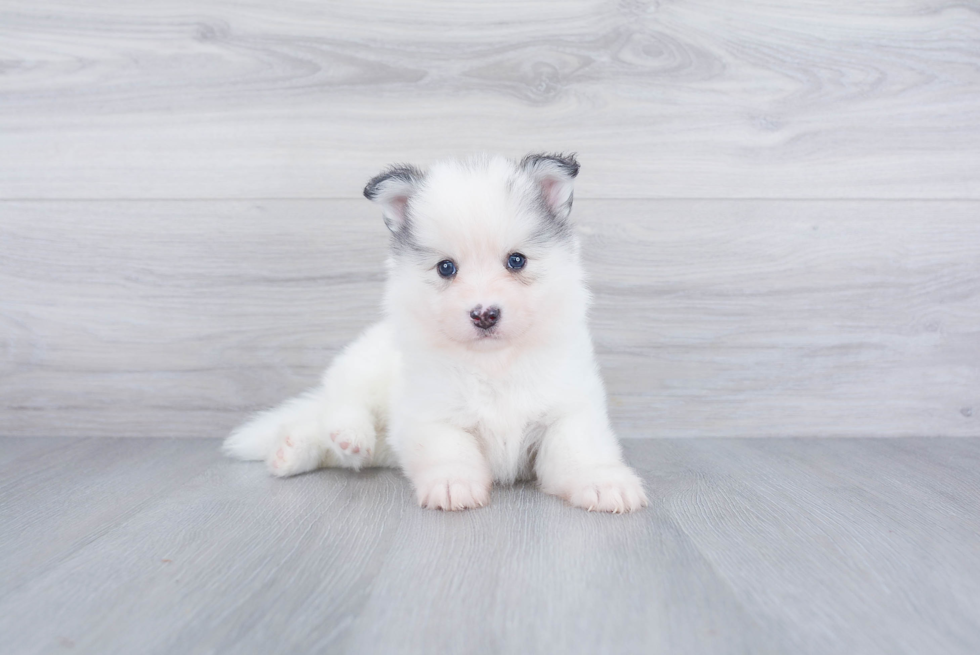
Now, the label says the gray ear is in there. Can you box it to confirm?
[520,153,580,221]
[363,164,425,233]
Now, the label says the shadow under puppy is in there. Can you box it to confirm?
[224,153,647,513]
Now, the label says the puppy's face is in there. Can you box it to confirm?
[366,154,586,351]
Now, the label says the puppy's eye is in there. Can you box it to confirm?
[506,253,527,270]
[437,260,457,278]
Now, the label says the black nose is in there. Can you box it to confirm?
[469,305,501,330]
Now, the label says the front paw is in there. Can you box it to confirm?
[411,467,491,511]
[550,465,648,513]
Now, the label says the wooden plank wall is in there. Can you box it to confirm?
[1,1,978,438]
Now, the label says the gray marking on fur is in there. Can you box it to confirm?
[519,152,580,245]
[527,198,574,245]
[363,164,432,258]
[519,152,580,180]
[362,164,425,202]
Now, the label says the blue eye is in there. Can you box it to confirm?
[437,260,457,278]
[507,253,527,270]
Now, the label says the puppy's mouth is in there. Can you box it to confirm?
[475,327,500,340]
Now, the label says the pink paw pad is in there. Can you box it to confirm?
[284,436,293,447]
[339,441,349,450]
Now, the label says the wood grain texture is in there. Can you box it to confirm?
[0,438,219,594]
[0,437,978,654]
[1,199,977,439]
[1,1,979,199]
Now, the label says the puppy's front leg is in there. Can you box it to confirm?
[400,423,492,511]
[536,408,648,513]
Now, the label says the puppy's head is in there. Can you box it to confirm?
[365,153,588,351]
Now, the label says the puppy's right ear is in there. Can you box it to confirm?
[363,165,424,233]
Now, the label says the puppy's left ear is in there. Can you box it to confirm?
[520,152,580,221]
[363,164,425,233]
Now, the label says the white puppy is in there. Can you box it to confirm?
[223,153,647,513]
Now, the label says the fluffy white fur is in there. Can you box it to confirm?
[223,153,647,513]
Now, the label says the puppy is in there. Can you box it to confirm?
[223,153,647,513]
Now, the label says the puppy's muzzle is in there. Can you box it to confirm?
[469,305,501,330]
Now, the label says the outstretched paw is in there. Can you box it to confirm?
[554,465,648,513]
[266,433,323,478]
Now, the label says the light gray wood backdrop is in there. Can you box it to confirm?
[1,0,978,438]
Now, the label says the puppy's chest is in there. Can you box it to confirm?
[455,376,541,480]
[459,366,524,408]
[458,373,544,444]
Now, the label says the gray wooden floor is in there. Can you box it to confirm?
[1,437,978,655]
